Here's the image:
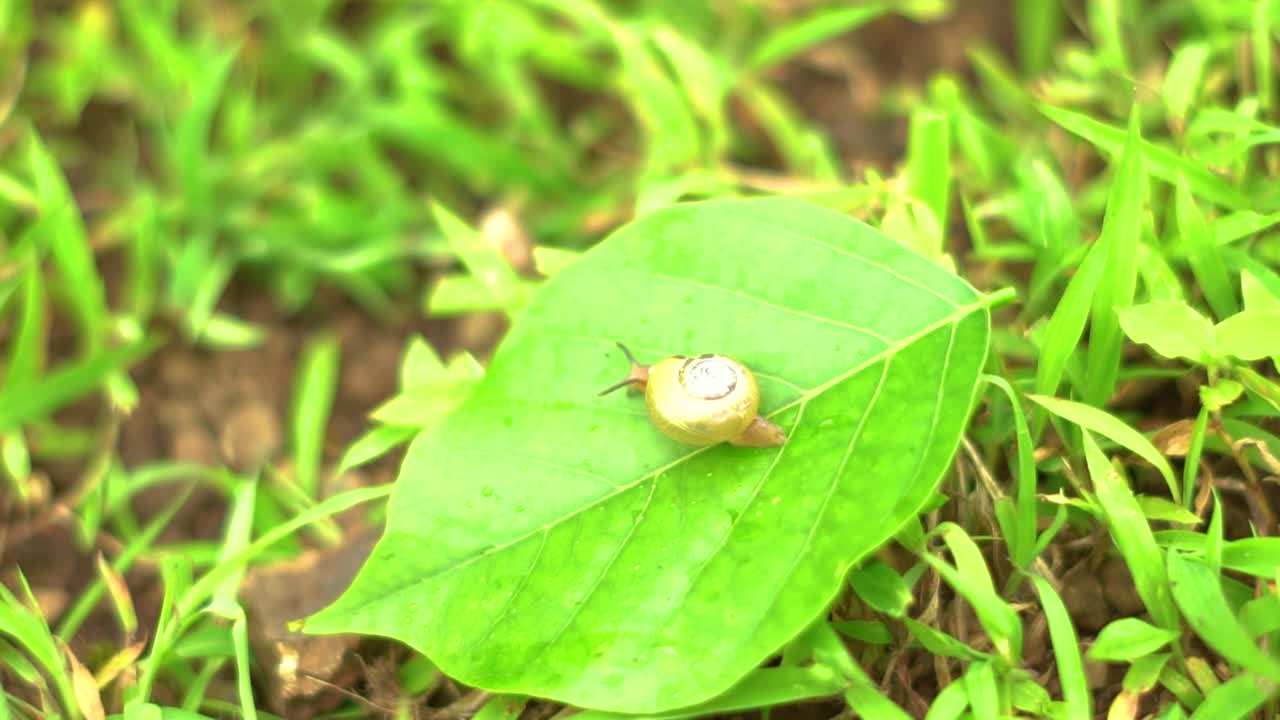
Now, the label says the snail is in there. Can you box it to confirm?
[597,343,787,448]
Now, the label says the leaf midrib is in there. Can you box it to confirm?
[378,292,991,596]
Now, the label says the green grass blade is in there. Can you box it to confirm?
[1031,236,1108,420]
[1164,42,1209,127]
[926,524,1022,661]
[1040,105,1250,210]
[1084,107,1143,407]
[27,132,106,349]
[1082,430,1180,631]
[1031,395,1179,502]
[291,334,341,496]
[3,252,45,393]
[1168,552,1280,683]
[749,3,890,70]
[1013,0,1063,74]
[57,485,192,640]
[0,338,160,433]
[1087,0,1129,73]
[1183,406,1210,508]
[1254,1,1273,116]
[962,660,999,719]
[1030,575,1090,719]
[907,107,951,240]
[1176,174,1237,319]
[1188,672,1276,719]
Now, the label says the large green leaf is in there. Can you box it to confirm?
[305,197,992,712]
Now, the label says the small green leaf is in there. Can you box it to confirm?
[1199,379,1243,412]
[848,559,913,618]
[336,425,418,476]
[925,679,969,720]
[927,524,1021,661]
[1124,653,1171,693]
[1088,618,1181,661]
[962,661,999,720]
[1241,270,1280,312]
[1213,310,1280,360]
[1136,496,1202,525]
[430,201,524,318]
[1117,301,1213,361]
[904,618,990,661]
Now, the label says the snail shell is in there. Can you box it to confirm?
[599,344,786,448]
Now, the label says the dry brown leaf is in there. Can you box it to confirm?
[1235,437,1280,474]
[62,642,105,720]
[1151,419,1196,457]
[96,553,138,638]
[1106,689,1139,720]
[94,637,147,689]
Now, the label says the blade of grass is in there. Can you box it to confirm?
[907,106,951,241]
[1183,406,1210,508]
[1087,0,1129,73]
[925,523,1022,661]
[1164,42,1209,128]
[27,131,106,351]
[1082,430,1180,632]
[748,2,890,71]
[1084,107,1143,408]
[1188,671,1276,719]
[982,375,1036,570]
[1168,552,1280,683]
[962,660,999,719]
[58,484,193,640]
[1040,105,1250,210]
[291,334,340,497]
[1176,174,1237,319]
[1254,1,1273,117]
[0,338,161,433]
[1030,575,1090,719]
[1031,394,1179,502]
[1013,0,1063,74]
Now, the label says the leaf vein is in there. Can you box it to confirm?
[369,296,989,596]
[653,272,895,344]
[535,476,661,660]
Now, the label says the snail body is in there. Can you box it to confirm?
[598,343,786,448]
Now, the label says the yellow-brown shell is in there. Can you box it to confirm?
[644,354,760,446]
